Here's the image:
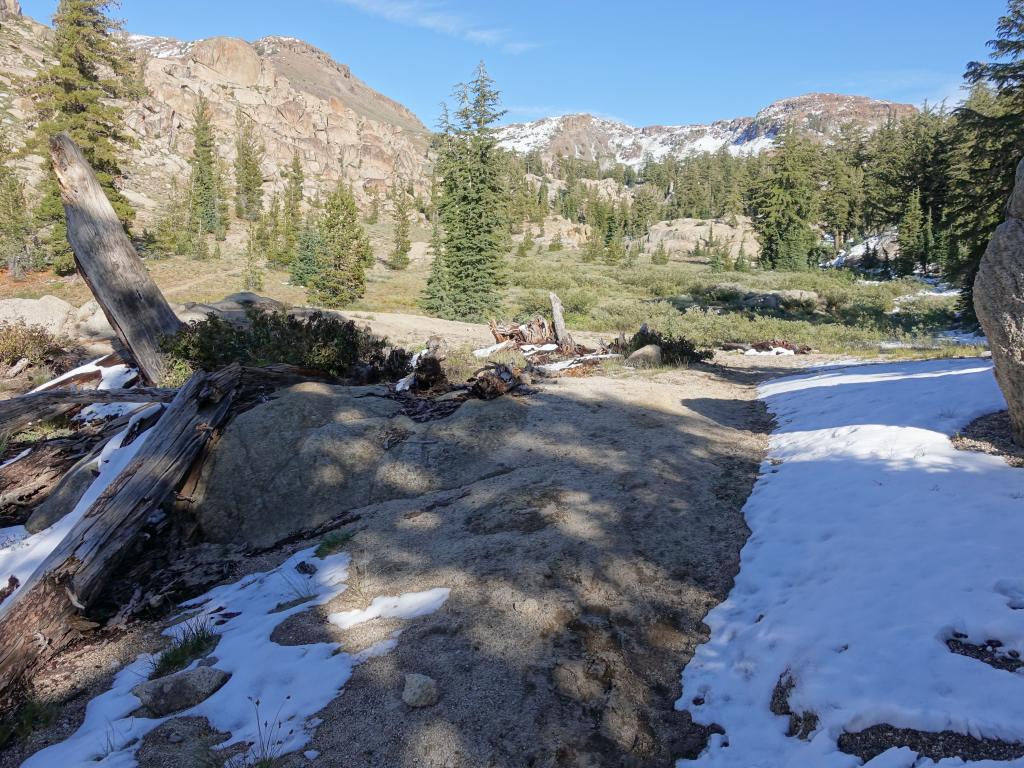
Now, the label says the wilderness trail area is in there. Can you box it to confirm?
[0,335,823,768]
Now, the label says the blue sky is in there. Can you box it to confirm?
[21,0,1007,128]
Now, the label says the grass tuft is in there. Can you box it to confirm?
[149,617,219,679]
[315,531,354,559]
[0,699,59,748]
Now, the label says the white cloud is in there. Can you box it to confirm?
[333,0,537,55]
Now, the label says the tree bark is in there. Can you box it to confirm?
[0,365,240,708]
[49,133,182,384]
[549,292,575,354]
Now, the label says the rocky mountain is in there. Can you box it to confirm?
[0,6,431,222]
[496,93,917,169]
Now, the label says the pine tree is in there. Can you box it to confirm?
[0,131,34,279]
[31,0,142,267]
[751,130,820,270]
[308,182,371,307]
[581,227,604,263]
[897,189,924,276]
[651,240,669,265]
[365,188,380,225]
[387,180,412,270]
[548,232,563,252]
[188,96,225,235]
[515,228,534,258]
[233,110,264,221]
[944,1,1024,314]
[264,194,286,266]
[421,63,508,321]
[290,216,325,287]
[150,179,190,257]
[242,223,265,291]
[282,151,305,262]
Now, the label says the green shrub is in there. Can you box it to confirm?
[161,308,406,380]
[0,322,72,366]
[316,530,354,558]
[51,251,76,276]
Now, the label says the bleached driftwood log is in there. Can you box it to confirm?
[0,365,240,708]
[50,133,182,384]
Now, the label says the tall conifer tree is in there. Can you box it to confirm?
[422,63,508,321]
[31,0,141,267]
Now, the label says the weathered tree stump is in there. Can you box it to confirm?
[50,133,182,384]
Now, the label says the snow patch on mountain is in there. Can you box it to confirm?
[497,93,916,169]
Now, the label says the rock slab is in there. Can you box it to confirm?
[975,157,1024,444]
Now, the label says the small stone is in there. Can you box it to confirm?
[132,667,230,716]
[296,560,318,576]
[167,732,183,744]
[402,673,439,707]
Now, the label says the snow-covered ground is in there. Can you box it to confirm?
[23,548,450,766]
[678,358,1024,766]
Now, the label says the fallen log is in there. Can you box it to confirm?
[0,386,176,437]
[0,365,240,708]
[50,133,182,385]
[549,292,576,355]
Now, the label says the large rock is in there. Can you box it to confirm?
[131,667,229,717]
[175,292,286,325]
[0,0,20,19]
[0,295,73,335]
[64,300,115,340]
[975,161,1024,443]
[189,37,263,86]
[192,383,529,549]
[626,344,663,368]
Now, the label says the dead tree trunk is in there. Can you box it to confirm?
[549,292,575,354]
[0,365,240,708]
[0,387,176,438]
[50,133,182,385]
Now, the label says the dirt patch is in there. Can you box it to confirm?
[838,724,1024,763]
[769,672,819,740]
[952,410,1024,467]
[288,368,771,767]
[947,635,1024,673]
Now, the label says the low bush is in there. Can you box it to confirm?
[161,308,408,381]
[0,322,73,367]
[628,324,714,365]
